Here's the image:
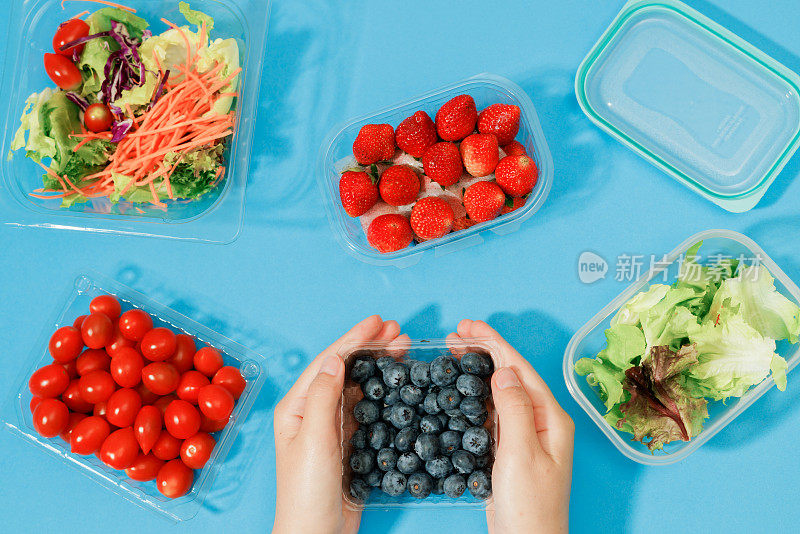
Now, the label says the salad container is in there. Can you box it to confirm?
[339,338,500,509]
[575,0,800,212]
[1,272,268,520]
[318,74,554,267]
[0,0,271,243]
[563,229,800,465]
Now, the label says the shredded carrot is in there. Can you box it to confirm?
[71,10,90,19]
[61,0,136,13]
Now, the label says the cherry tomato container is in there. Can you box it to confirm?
[1,273,268,520]
[563,229,800,465]
[0,0,271,243]
[339,338,501,510]
[317,74,554,267]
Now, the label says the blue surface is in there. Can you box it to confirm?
[1,0,800,532]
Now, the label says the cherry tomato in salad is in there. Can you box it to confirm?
[180,432,216,469]
[62,378,93,413]
[197,385,234,421]
[81,312,113,349]
[76,348,110,376]
[176,370,210,405]
[141,328,177,362]
[125,453,164,482]
[199,413,229,433]
[134,405,162,454]
[73,315,87,329]
[212,366,246,400]
[30,396,42,413]
[152,430,182,461]
[49,326,84,363]
[99,427,139,470]
[105,388,142,428]
[70,415,111,455]
[29,363,70,398]
[168,334,196,374]
[156,459,194,499]
[135,382,160,405]
[79,369,116,404]
[118,309,153,342]
[106,325,136,358]
[90,295,121,320]
[92,400,109,420]
[164,400,201,440]
[33,398,69,438]
[153,394,177,416]
[60,358,79,379]
[59,412,87,442]
[53,18,90,57]
[110,347,144,388]
[43,53,81,91]
[84,103,114,133]
[193,347,223,377]
[142,362,179,395]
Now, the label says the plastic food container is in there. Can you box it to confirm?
[339,338,500,509]
[575,0,800,212]
[563,229,800,465]
[0,0,271,243]
[1,272,268,520]
[317,74,554,267]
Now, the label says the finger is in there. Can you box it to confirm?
[491,367,543,455]
[301,353,346,437]
[375,320,400,341]
[456,319,474,339]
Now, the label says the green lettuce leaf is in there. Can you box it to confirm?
[640,286,697,349]
[575,355,627,412]
[675,240,738,319]
[603,324,646,369]
[611,284,669,327]
[9,88,58,161]
[179,2,215,31]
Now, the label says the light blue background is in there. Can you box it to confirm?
[1,0,799,532]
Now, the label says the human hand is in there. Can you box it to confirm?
[272,315,406,534]
[451,320,574,534]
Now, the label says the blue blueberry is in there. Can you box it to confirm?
[425,456,453,479]
[456,373,486,397]
[350,477,371,502]
[363,376,386,400]
[437,387,462,411]
[381,470,407,496]
[368,422,391,450]
[442,474,466,498]
[414,433,440,461]
[459,396,487,418]
[430,355,460,386]
[383,362,410,388]
[349,449,374,475]
[462,427,492,456]
[350,428,367,449]
[423,392,440,415]
[467,412,488,426]
[474,454,491,469]
[415,403,428,416]
[439,430,462,455]
[377,447,398,471]
[399,384,424,405]
[384,388,400,405]
[381,405,393,423]
[467,470,492,499]
[354,399,380,425]
[395,427,419,452]
[396,451,423,474]
[432,477,445,495]
[364,469,383,487]
[407,472,434,499]
[376,356,395,371]
[420,414,443,434]
[448,414,470,432]
[389,403,415,429]
[409,361,431,387]
[350,353,377,384]
[387,426,397,447]
[460,352,493,377]
[436,413,449,428]
[451,450,476,474]
[444,408,463,418]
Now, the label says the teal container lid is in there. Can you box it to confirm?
[575,0,800,212]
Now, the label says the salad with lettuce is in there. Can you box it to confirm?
[576,241,799,451]
[9,2,239,208]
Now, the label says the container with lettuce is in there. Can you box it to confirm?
[8,2,240,208]
[575,241,799,451]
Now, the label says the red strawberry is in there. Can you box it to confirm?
[460,133,499,177]
[353,124,395,165]
[367,214,414,253]
[410,196,455,240]
[501,196,526,214]
[502,140,527,156]
[395,111,437,158]
[339,171,378,217]
[463,181,505,222]
[477,104,520,145]
[379,165,421,206]
[452,216,477,232]
[423,142,463,187]
[435,95,477,141]
[495,155,538,197]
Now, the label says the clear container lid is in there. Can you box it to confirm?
[575,0,800,212]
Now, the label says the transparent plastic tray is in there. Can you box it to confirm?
[339,338,501,509]
[564,229,800,465]
[575,0,800,212]
[318,74,554,267]
[0,0,270,242]
[1,272,268,520]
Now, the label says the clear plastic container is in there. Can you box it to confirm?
[1,272,268,520]
[0,0,271,243]
[338,338,501,509]
[317,74,554,267]
[563,229,800,465]
[575,0,800,212]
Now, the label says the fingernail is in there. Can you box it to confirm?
[319,355,341,376]
[494,367,519,389]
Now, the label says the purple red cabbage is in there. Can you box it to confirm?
[100,20,146,104]
[58,31,111,52]
[147,70,170,111]
[110,118,134,143]
[65,92,89,112]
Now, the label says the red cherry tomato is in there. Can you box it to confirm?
[125,453,165,482]
[33,398,69,438]
[197,385,234,421]
[193,347,223,377]
[73,315,87,329]
[100,427,140,470]
[141,328,177,362]
[106,325,136,358]
[153,394,177,416]
[59,412,87,442]
[176,370,210,405]
[134,405,162,454]
[105,388,142,428]
[118,309,153,342]
[212,366,246,400]
[61,379,93,413]
[84,103,114,133]
[76,348,110,376]
[180,432,216,469]
[79,370,116,404]
[110,347,144,388]
[142,362,179,395]
[136,382,160,405]
[157,459,194,499]
[169,334,196,374]
[53,18,90,56]
[199,414,229,433]
[29,363,70,398]
[152,430,182,461]
[49,326,83,363]
[70,415,111,455]
[81,313,113,349]
[60,359,79,379]
[164,400,201,440]
[44,53,81,90]
[30,397,42,413]
[93,401,109,419]
[90,295,121,320]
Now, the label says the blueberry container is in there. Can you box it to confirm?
[1,272,268,520]
[576,0,800,212]
[318,74,554,267]
[564,229,800,465]
[0,0,270,242]
[339,338,501,509]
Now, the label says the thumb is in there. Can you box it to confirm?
[301,354,345,437]
[491,367,543,455]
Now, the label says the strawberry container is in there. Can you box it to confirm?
[1,272,268,520]
[0,0,271,243]
[317,74,554,267]
[563,229,800,465]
